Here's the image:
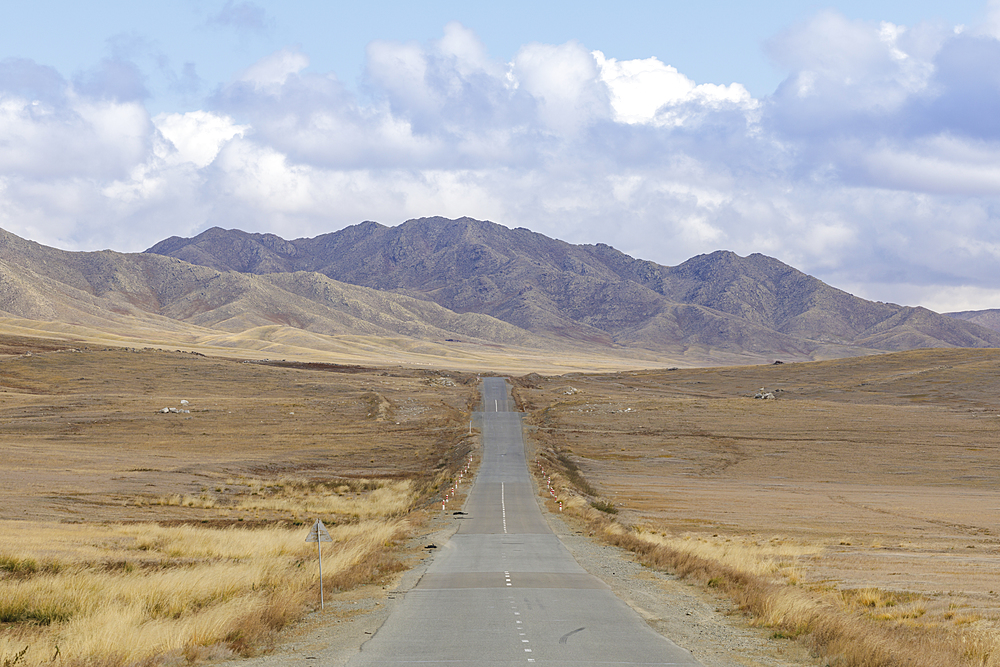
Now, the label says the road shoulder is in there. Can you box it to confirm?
[541,507,820,667]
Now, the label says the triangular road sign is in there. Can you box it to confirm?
[305,518,333,543]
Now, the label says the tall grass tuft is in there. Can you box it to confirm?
[0,506,412,667]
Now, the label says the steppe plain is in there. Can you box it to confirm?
[0,334,478,666]
[2,330,1000,667]
[516,348,1000,665]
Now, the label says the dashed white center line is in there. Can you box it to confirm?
[501,481,507,534]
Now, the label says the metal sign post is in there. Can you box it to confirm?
[305,519,333,609]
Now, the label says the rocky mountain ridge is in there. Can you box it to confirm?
[945,308,1000,333]
[147,217,1000,358]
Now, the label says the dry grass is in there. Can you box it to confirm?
[145,478,417,519]
[555,498,999,667]
[0,317,697,375]
[0,345,478,667]
[522,349,1000,667]
[0,519,407,667]
[0,346,478,523]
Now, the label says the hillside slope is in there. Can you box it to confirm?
[0,227,546,354]
[945,309,1000,333]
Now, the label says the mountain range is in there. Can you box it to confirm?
[146,217,1000,359]
[0,217,997,369]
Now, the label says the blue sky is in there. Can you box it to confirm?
[2,1,988,107]
[1,1,1000,311]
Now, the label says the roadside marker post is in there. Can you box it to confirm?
[305,519,333,609]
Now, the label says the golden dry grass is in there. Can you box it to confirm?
[0,342,478,667]
[520,349,1000,667]
[0,519,407,667]
[144,478,417,519]
[0,315,698,374]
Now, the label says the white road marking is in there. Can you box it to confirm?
[501,482,507,533]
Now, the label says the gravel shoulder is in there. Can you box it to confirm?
[541,509,819,667]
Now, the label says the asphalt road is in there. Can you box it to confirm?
[347,377,702,666]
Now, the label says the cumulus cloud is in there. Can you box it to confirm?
[595,51,756,126]
[511,41,610,132]
[4,14,1000,310]
[0,92,151,180]
[153,110,248,167]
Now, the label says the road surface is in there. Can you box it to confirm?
[347,377,703,666]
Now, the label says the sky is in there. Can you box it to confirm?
[1,1,1000,312]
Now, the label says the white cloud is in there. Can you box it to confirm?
[237,48,309,89]
[511,41,610,131]
[836,281,1000,314]
[594,51,756,126]
[4,15,1000,311]
[920,285,1000,313]
[0,93,150,179]
[859,139,1000,195]
[982,0,1000,38]
[153,110,248,167]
